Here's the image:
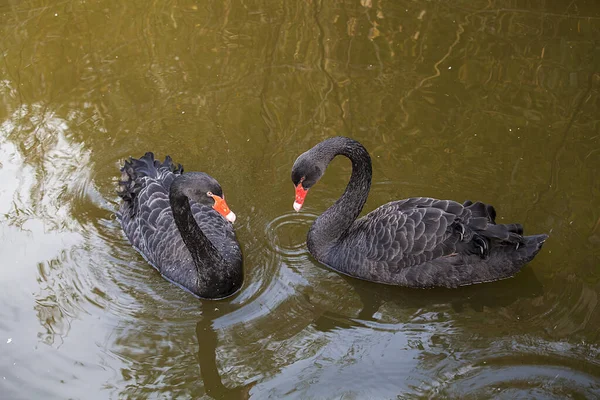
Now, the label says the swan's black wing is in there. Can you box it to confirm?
[326,197,534,287]
[335,198,466,267]
[118,164,184,270]
[117,153,239,275]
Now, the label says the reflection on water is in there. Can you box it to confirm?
[196,308,255,399]
[1,0,599,398]
[1,106,84,343]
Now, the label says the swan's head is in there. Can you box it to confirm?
[291,150,325,212]
[174,173,236,223]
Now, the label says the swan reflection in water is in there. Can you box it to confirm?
[196,306,255,399]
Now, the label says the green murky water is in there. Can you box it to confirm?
[1,1,599,398]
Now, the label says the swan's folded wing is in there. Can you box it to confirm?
[350,197,470,270]
[130,179,187,268]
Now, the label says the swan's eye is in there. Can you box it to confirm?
[206,191,213,197]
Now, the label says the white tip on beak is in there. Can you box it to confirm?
[225,211,236,223]
[293,201,303,212]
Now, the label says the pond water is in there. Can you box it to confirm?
[1,0,599,398]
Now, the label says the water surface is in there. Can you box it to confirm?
[1,0,599,398]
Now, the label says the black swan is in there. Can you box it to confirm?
[291,137,548,288]
[117,152,243,299]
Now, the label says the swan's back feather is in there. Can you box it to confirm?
[323,197,547,288]
[117,152,183,205]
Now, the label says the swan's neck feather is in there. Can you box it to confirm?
[169,177,225,294]
[308,137,372,258]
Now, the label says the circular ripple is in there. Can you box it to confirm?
[264,210,317,258]
[416,350,600,399]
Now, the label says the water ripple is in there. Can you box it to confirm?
[419,351,600,399]
[264,210,317,259]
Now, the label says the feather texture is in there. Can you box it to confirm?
[117,152,242,299]
[292,137,548,288]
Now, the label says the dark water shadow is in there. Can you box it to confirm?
[196,305,257,400]
[312,265,544,332]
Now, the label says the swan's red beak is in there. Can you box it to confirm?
[294,183,308,212]
[211,194,236,223]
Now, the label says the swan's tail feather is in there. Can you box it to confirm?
[519,234,548,261]
[463,200,497,224]
[117,152,183,202]
[476,233,548,281]
[460,204,545,261]
[459,200,538,259]
[452,233,547,287]
[466,227,547,261]
[409,231,548,288]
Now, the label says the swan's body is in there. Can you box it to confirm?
[117,153,242,299]
[291,137,548,288]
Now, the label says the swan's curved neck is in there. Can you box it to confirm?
[169,177,225,294]
[308,137,372,256]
